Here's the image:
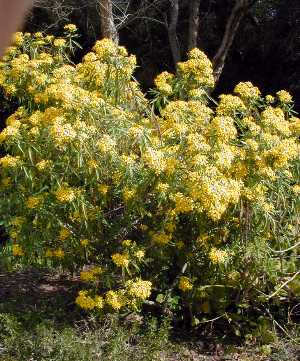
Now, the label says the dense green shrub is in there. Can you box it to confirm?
[0,26,299,320]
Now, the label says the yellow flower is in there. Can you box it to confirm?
[98,184,109,195]
[0,125,20,143]
[171,192,194,214]
[234,81,260,100]
[80,239,90,247]
[154,71,174,95]
[80,266,102,282]
[1,177,12,188]
[178,276,193,292]
[26,195,43,209]
[13,32,24,46]
[292,185,300,194]
[209,247,228,264]
[58,227,71,241]
[175,241,185,250]
[105,290,126,310]
[45,249,53,258]
[126,279,152,300]
[64,24,77,32]
[266,95,275,103]
[122,239,132,247]
[0,155,21,168]
[123,188,135,202]
[94,295,104,309]
[54,186,76,203]
[12,244,24,256]
[36,160,52,171]
[53,248,65,258]
[75,290,96,310]
[54,38,66,47]
[97,134,116,153]
[277,90,292,103]
[216,94,246,116]
[111,253,129,267]
[152,232,172,245]
[135,250,145,260]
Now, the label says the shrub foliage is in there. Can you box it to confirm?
[0,26,299,320]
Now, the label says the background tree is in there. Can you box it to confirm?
[4,0,300,111]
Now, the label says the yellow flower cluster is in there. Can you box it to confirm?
[276,90,292,103]
[111,253,129,268]
[12,244,24,256]
[234,81,261,101]
[0,155,21,168]
[178,276,193,292]
[80,266,102,282]
[75,290,104,310]
[154,71,174,95]
[177,48,214,89]
[209,247,228,264]
[36,160,52,171]
[126,279,152,300]
[58,227,71,241]
[26,195,43,209]
[54,186,77,203]
[216,94,246,116]
[105,290,126,310]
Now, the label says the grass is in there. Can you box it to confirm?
[0,268,299,361]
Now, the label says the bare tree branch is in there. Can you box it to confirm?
[213,0,258,84]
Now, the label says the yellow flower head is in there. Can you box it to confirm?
[126,279,152,300]
[209,247,228,264]
[80,266,102,282]
[105,290,126,310]
[135,250,145,260]
[98,184,109,195]
[277,90,292,103]
[58,227,71,241]
[75,290,96,310]
[36,160,52,171]
[152,232,172,245]
[80,239,90,247]
[122,239,132,247]
[234,81,260,100]
[54,38,66,47]
[45,249,53,258]
[178,276,193,292]
[54,186,76,203]
[12,244,24,256]
[111,253,129,268]
[64,24,77,32]
[53,248,65,258]
[0,155,21,168]
[26,195,43,209]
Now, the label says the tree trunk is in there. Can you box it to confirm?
[167,0,181,66]
[188,0,201,51]
[98,0,119,44]
[213,0,257,84]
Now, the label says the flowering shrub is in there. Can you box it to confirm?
[0,26,299,319]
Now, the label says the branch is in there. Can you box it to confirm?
[268,271,300,299]
[213,0,254,84]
